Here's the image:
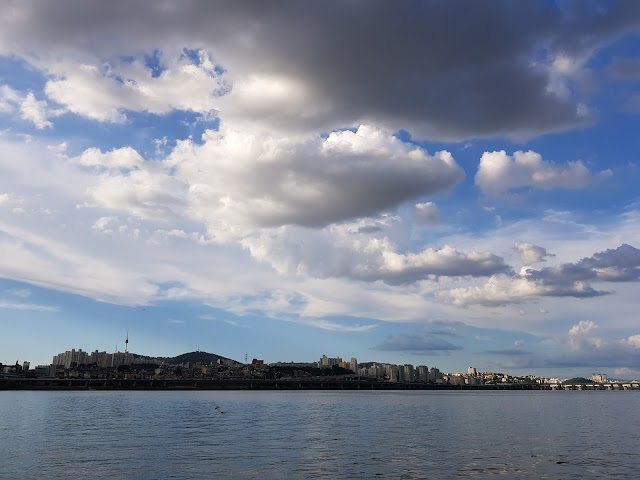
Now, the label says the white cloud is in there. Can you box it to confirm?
[87,168,187,222]
[80,125,463,239]
[438,243,640,307]
[244,229,509,285]
[475,150,610,196]
[438,276,543,307]
[0,301,58,312]
[514,242,555,264]
[304,319,377,333]
[19,92,53,129]
[0,85,55,129]
[92,216,119,235]
[623,334,640,349]
[0,84,20,112]
[0,193,22,208]
[568,319,598,336]
[44,52,226,123]
[0,220,160,305]
[0,3,638,352]
[76,147,145,171]
[414,202,441,225]
[6,287,32,298]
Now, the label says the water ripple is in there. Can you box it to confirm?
[1,391,639,479]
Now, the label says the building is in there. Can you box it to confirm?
[591,373,608,383]
[385,364,400,382]
[403,364,415,382]
[319,355,342,368]
[89,350,112,368]
[34,365,50,378]
[350,357,358,374]
[468,367,477,376]
[417,365,429,383]
[52,349,90,369]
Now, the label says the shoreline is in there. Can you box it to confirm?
[2,378,636,391]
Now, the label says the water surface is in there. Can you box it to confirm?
[1,390,639,479]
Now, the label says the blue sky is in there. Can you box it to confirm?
[1,1,640,379]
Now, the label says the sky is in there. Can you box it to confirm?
[1,1,640,379]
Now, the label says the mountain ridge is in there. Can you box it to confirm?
[137,351,240,365]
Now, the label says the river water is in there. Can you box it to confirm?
[1,390,639,479]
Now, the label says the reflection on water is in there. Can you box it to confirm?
[1,391,639,479]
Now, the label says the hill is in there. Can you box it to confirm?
[562,377,595,385]
[137,351,240,365]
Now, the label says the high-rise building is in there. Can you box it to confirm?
[350,357,358,374]
[319,355,342,367]
[417,365,429,383]
[403,364,414,382]
[52,349,89,369]
[468,367,477,376]
[386,364,400,382]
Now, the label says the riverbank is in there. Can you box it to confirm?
[3,377,636,391]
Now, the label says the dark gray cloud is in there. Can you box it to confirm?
[528,243,640,287]
[425,328,461,338]
[607,57,640,81]
[2,1,639,139]
[515,242,555,264]
[356,225,384,234]
[494,347,640,370]
[578,243,640,273]
[372,333,463,354]
[441,244,640,306]
[484,347,534,357]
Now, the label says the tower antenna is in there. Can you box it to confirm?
[125,330,129,354]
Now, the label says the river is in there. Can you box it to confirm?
[1,390,639,479]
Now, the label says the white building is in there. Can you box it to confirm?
[52,349,90,369]
[350,357,358,374]
[320,355,342,367]
[591,373,608,383]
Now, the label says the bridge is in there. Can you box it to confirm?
[549,382,640,391]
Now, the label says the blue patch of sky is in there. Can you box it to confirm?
[0,273,554,372]
[401,74,639,233]
[8,107,219,159]
[179,48,225,74]
[180,48,201,64]
[0,56,48,92]
[0,53,221,157]
[144,49,166,78]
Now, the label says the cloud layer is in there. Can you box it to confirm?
[1,2,639,373]
[4,1,638,140]
[440,244,640,307]
[476,150,610,196]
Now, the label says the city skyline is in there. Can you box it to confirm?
[1,2,640,379]
[4,344,635,384]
